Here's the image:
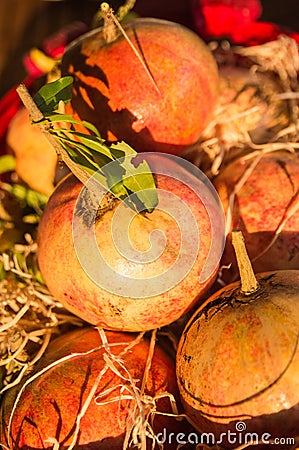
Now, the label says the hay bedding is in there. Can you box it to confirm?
[183,35,299,176]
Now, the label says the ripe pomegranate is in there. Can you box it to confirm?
[213,150,299,283]
[176,232,299,448]
[184,63,291,175]
[37,155,224,331]
[61,17,219,155]
[1,327,188,449]
[6,107,58,195]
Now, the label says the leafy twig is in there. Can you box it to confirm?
[16,79,158,213]
[16,83,90,186]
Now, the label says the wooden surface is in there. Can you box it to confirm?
[0,0,100,96]
[0,0,298,97]
[0,0,39,76]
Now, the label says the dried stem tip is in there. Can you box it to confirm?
[101,2,118,43]
[100,2,160,94]
[232,230,259,295]
[101,2,110,14]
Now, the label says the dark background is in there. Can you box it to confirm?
[0,0,298,97]
[261,0,299,30]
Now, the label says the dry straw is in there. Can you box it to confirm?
[0,237,84,394]
[183,35,299,176]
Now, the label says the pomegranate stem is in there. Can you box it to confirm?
[101,2,161,95]
[232,230,259,295]
[101,2,118,43]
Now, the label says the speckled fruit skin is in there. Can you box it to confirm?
[176,270,299,448]
[1,327,188,449]
[61,18,219,155]
[37,167,218,331]
[213,150,299,283]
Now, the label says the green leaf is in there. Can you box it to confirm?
[107,142,158,210]
[58,137,110,175]
[101,160,127,197]
[45,115,102,137]
[34,76,73,116]
[44,113,75,123]
[1,183,49,211]
[0,155,16,174]
[120,155,158,212]
[59,142,99,173]
[109,140,137,158]
[59,141,109,187]
[58,134,157,212]
[23,214,40,224]
[60,131,114,162]
[0,260,5,282]
[32,77,158,212]
[35,270,45,285]
[25,189,49,210]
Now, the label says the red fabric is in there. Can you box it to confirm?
[231,21,284,46]
[192,0,299,45]
[42,21,88,59]
[193,0,262,41]
[23,21,88,78]
[0,75,35,155]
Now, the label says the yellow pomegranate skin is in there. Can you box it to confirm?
[37,168,218,331]
[213,150,299,284]
[177,270,299,448]
[6,107,57,195]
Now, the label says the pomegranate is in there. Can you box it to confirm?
[6,107,58,195]
[213,150,299,283]
[176,231,299,448]
[37,154,225,331]
[0,327,188,449]
[182,57,291,176]
[61,17,219,155]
